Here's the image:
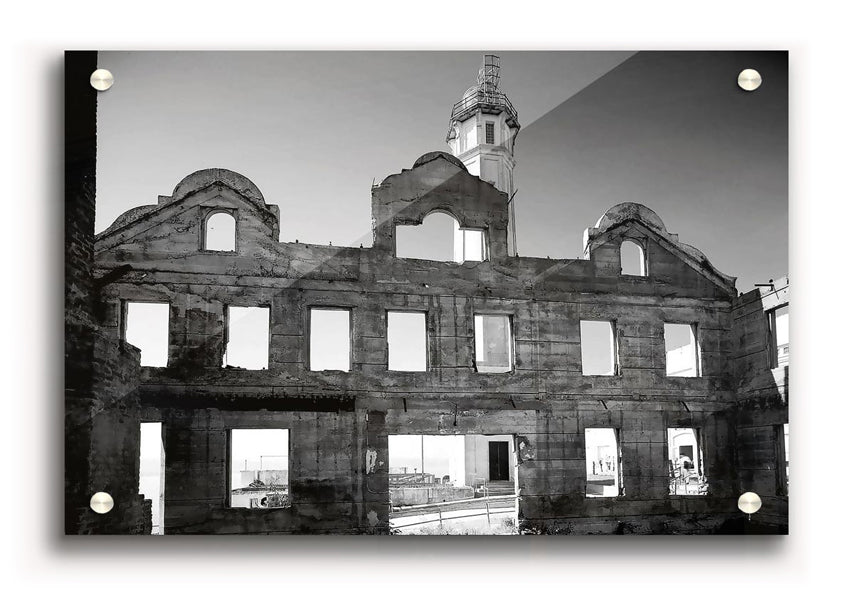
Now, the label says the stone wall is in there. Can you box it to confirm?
[730,276,789,532]
[64,51,149,534]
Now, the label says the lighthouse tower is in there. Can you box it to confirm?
[446,54,521,255]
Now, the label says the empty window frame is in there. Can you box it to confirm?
[767,304,789,368]
[395,211,486,263]
[139,422,165,534]
[585,428,623,497]
[309,308,351,371]
[459,120,476,153]
[223,306,269,370]
[620,240,646,276]
[123,301,169,367]
[668,427,708,496]
[204,211,236,252]
[485,121,495,144]
[777,423,789,495]
[387,311,427,372]
[580,320,619,376]
[229,429,290,509]
[664,323,701,377]
[453,222,486,263]
[474,314,513,373]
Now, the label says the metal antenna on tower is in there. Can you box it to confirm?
[478,54,501,101]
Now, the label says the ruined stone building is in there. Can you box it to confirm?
[65,52,789,534]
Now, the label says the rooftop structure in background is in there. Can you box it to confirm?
[446,55,520,133]
[447,55,521,256]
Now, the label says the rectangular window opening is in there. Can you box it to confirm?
[452,221,486,263]
[387,434,518,535]
[124,301,169,367]
[474,314,513,373]
[485,122,495,144]
[229,429,290,509]
[580,320,618,376]
[585,428,622,497]
[664,323,700,377]
[778,423,789,495]
[388,311,427,372]
[310,308,351,371]
[223,306,269,370]
[668,427,708,496]
[768,305,789,368]
[139,422,165,534]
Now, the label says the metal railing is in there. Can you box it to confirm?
[449,91,519,126]
[390,493,518,530]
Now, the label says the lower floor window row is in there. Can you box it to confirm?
[141,426,726,518]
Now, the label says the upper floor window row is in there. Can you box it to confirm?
[120,303,510,374]
[198,212,651,280]
[121,301,703,378]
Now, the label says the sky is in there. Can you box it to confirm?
[96,51,787,293]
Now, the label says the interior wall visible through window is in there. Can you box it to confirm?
[474,314,512,373]
[585,428,622,497]
[664,323,700,377]
[667,427,708,496]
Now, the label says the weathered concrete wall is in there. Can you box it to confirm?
[92,159,759,534]
[65,51,149,534]
[390,486,474,506]
[730,277,789,532]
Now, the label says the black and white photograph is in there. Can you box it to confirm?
[64,50,789,536]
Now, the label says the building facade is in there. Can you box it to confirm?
[66,53,789,535]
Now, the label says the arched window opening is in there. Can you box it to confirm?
[395,211,486,263]
[205,212,236,251]
[620,240,646,276]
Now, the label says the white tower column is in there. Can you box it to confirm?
[446,55,521,256]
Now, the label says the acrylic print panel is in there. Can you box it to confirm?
[64,50,788,535]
